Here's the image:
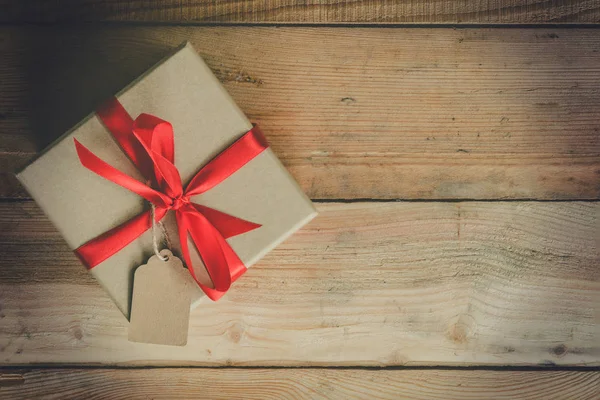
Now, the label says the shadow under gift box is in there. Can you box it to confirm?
[16,42,317,320]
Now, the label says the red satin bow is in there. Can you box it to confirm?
[73,98,268,300]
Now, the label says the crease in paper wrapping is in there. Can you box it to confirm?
[17,42,317,320]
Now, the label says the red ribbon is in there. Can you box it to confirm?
[73,98,268,301]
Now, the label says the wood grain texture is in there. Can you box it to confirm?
[1,27,599,200]
[0,369,598,400]
[0,201,598,366]
[2,0,600,23]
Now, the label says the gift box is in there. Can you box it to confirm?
[17,42,317,319]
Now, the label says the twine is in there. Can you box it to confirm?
[151,203,172,262]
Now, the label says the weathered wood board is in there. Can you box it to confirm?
[2,0,599,24]
[0,201,597,366]
[1,27,599,200]
[0,369,598,399]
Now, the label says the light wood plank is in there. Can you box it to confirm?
[1,27,599,200]
[0,368,598,399]
[2,0,599,23]
[0,201,597,366]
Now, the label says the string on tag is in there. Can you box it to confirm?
[151,203,172,262]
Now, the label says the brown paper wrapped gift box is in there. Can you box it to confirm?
[17,42,317,319]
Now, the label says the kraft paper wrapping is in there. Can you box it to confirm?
[17,43,317,319]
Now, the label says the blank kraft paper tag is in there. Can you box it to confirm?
[128,250,193,346]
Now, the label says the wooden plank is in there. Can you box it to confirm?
[0,369,598,400]
[1,27,599,200]
[0,201,597,366]
[2,0,600,23]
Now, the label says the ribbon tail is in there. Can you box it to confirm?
[74,139,171,207]
[75,207,167,269]
[200,234,247,302]
[176,207,247,300]
[190,203,261,239]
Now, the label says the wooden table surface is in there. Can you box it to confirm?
[0,1,599,399]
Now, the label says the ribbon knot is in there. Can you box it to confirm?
[72,98,269,301]
[169,195,189,211]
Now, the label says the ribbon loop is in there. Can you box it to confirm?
[74,97,269,300]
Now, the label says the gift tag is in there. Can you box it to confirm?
[128,250,193,346]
